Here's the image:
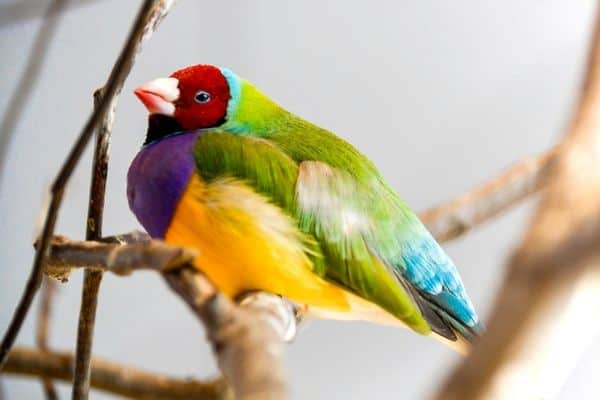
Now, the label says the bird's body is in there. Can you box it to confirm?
[128,65,482,350]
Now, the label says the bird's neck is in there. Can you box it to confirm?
[220,79,304,137]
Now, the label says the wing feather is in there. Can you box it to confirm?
[194,130,481,339]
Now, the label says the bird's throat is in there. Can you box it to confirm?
[144,114,184,145]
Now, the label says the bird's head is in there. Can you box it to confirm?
[134,64,243,143]
[135,64,286,144]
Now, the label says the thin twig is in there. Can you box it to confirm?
[436,9,600,400]
[420,146,561,242]
[36,278,58,400]
[0,0,176,371]
[0,0,67,179]
[42,234,195,279]
[71,89,114,398]
[3,347,230,400]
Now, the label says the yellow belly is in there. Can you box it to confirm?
[164,174,351,311]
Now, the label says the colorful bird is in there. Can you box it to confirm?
[128,64,482,351]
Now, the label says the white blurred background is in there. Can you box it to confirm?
[1,1,599,398]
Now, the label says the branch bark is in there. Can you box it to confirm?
[0,0,176,374]
[3,347,229,400]
[435,10,600,400]
[420,146,561,242]
[72,2,178,397]
[41,234,295,400]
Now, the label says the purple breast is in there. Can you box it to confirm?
[127,132,199,238]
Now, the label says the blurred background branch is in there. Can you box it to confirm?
[436,8,600,400]
[3,346,230,400]
[421,145,561,243]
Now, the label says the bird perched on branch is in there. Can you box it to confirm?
[128,64,482,351]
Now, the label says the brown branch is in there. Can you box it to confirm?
[165,271,293,400]
[72,81,123,398]
[42,234,294,399]
[420,145,561,243]
[71,90,108,400]
[36,278,58,400]
[2,347,230,400]
[436,9,600,400]
[73,0,179,395]
[42,234,195,279]
[0,0,176,372]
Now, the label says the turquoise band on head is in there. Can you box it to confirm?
[219,67,242,130]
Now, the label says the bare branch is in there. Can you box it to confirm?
[35,278,58,400]
[42,235,195,279]
[72,90,109,400]
[165,271,293,400]
[436,10,600,400]
[72,72,129,398]
[0,0,176,371]
[2,347,230,400]
[42,234,294,399]
[420,146,561,243]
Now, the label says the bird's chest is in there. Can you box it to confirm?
[127,132,199,238]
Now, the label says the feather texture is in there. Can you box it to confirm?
[129,66,483,346]
[195,72,481,339]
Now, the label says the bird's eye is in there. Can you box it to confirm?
[194,91,211,104]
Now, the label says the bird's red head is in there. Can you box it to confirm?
[134,64,231,131]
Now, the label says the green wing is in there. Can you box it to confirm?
[194,131,430,333]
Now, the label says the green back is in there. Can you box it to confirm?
[194,128,430,333]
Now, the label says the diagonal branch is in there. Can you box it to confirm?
[41,233,295,400]
[435,9,600,400]
[0,0,176,372]
[71,89,114,400]
[420,146,561,242]
[2,347,229,400]
[164,271,292,400]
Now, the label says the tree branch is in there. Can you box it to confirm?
[41,234,295,400]
[164,272,293,400]
[3,347,230,400]
[420,146,561,242]
[435,9,600,400]
[73,0,178,396]
[0,0,176,372]
[42,234,195,279]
